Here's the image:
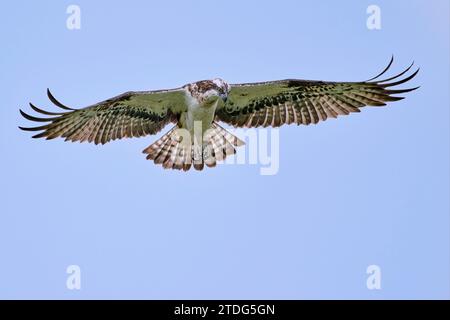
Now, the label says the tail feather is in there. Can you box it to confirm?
[143,126,175,160]
[209,132,224,162]
[173,145,186,170]
[154,137,174,164]
[142,122,245,171]
[182,146,192,171]
[163,134,184,169]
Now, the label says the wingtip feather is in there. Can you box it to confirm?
[47,88,76,111]
[365,55,395,82]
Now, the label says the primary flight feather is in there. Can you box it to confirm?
[19,57,419,171]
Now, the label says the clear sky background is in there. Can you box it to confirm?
[0,0,448,299]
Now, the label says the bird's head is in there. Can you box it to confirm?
[211,78,230,102]
[187,78,230,104]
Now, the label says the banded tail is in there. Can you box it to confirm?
[142,123,245,171]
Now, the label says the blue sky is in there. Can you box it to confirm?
[0,0,448,299]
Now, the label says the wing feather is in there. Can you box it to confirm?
[216,58,419,128]
[20,88,187,144]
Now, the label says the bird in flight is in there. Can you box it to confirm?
[20,57,419,171]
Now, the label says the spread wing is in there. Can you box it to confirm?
[216,57,419,127]
[19,88,187,144]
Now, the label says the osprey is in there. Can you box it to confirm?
[20,57,419,171]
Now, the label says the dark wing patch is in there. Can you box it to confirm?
[19,88,187,145]
[216,57,419,128]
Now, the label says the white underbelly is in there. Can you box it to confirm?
[181,99,218,134]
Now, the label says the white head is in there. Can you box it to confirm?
[186,78,230,103]
[212,78,231,99]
